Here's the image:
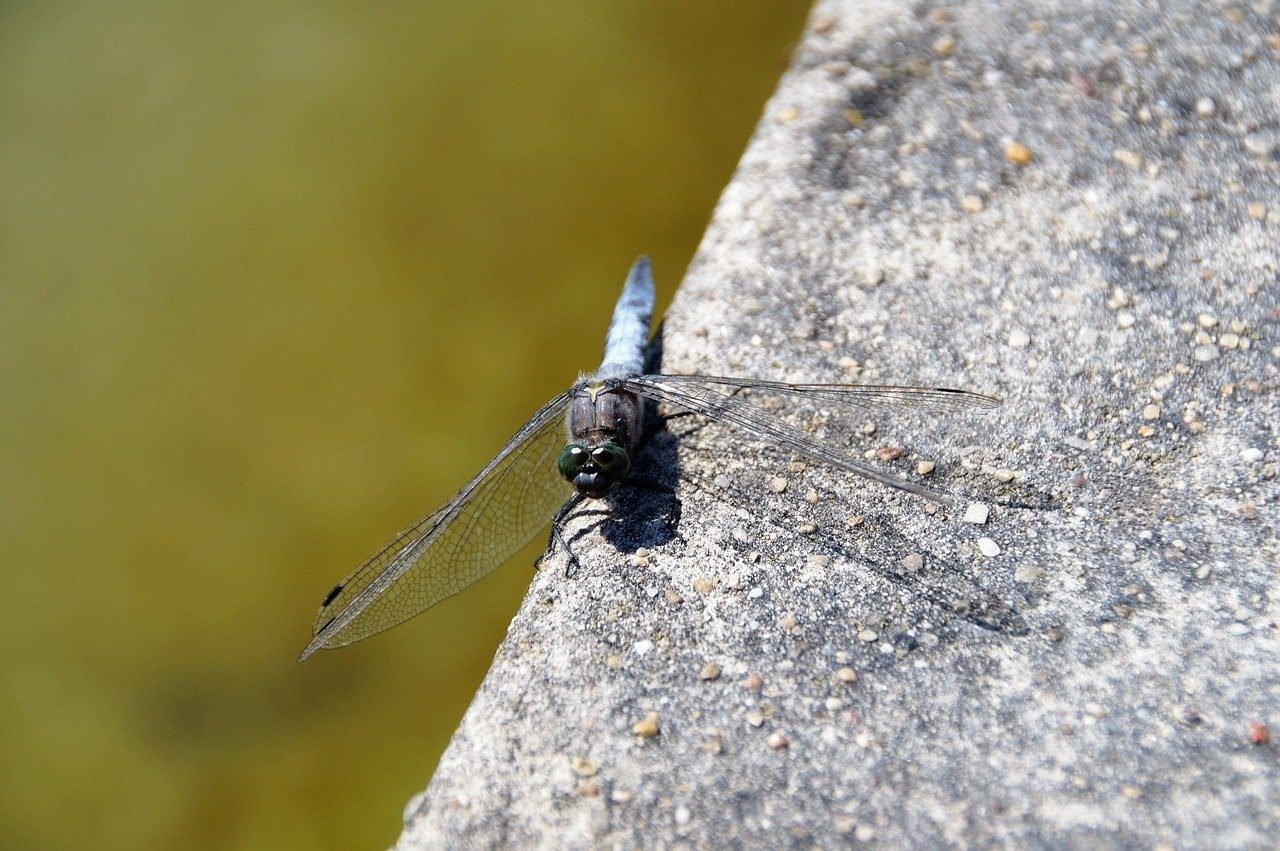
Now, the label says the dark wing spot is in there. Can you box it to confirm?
[322,584,344,607]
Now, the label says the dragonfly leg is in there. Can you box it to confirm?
[539,492,588,577]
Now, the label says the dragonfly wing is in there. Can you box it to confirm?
[300,391,573,660]
[641,374,999,413]
[624,376,953,504]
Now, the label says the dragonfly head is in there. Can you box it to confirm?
[556,442,631,498]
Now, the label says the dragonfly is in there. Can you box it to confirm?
[299,257,999,660]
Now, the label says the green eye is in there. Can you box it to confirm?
[590,443,630,478]
[556,445,589,481]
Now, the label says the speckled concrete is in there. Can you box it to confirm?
[400,1,1279,846]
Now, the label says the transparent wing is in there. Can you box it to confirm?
[625,376,977,505]
[640,374,999,413]
[300,391,573,660]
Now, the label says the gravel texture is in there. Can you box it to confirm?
[400,0,1279,846]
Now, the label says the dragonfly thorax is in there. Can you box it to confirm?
[560,379,642,497]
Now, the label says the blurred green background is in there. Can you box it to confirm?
[0,2,808,848]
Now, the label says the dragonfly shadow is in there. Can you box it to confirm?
[846,511,1033,636]
[684,465,1034,639]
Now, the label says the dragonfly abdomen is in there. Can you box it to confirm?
[597,256,654,377]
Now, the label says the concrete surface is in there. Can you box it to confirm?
[400,0,1279,846]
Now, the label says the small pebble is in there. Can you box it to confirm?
[611,789,634,804]
[744,672,763,692]
[1247,722,1270,746]
[864,265,885,286]
[917,460,936,475]
[1219,332,1240,350]
[675,806,691,826]
[1117,312,1136,329]
[693,577,715,595]
[770,476,788,493]
[1014,564,1045,582]
[900,553,924,572]
[961,194,984,213]
[1008,329,1031,348]
[1195,97,1216,117]
[977,537,1001,557]
[571,756,597,777]
[1142,404,1160,421]
[855,825,876,841]
[1004,141,1033,165]
[746,710,765,728]
[993,468,1016,483]
[932,34,956,56]
[1243,134,1276,157]
[876,445,905,461]
[963,502,991,525]
[1240,448,1264,463]
[804,489,820,504]
[797,521,818,535]
[767,732,789,750]
[632,712,660,738]
[699,662,721,681]
[633,639,653,656]
[1247,202,1267,220]
[857,628,878,643]
[836,667,858,684]
[1197,313,1218,329]
[1193,344,1219,362]
[1113,149,1144,169]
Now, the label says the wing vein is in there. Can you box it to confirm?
[624,377,955,505]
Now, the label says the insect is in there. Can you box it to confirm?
[299,257,998,660]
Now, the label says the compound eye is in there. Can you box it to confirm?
[555,445,590,481]
[590,443,631,479]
